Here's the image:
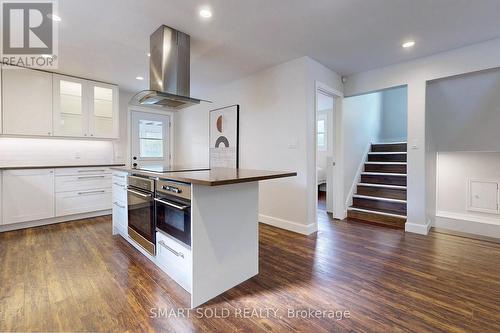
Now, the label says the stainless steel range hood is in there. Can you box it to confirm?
[131,25,209,109]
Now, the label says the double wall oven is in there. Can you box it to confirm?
[127,175,191,255]
[155,179,191,246]
[127,175,156,255]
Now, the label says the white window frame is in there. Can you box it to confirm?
[128,107,174,167]
[317,113,328,152]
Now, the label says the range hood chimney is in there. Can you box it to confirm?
[131,25,209,109]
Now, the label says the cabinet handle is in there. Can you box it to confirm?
[113,175,125,179]
[77,190,106,195]
[77,175,106,179]
[158,241,184,258]
[113,182,125,187]
[78,169,106,173]
[113,201,125,209]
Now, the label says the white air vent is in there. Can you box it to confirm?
[466,179,500,214]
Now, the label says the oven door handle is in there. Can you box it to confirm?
[126,188,152,198]
[154,198,189,210]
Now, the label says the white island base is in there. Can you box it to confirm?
[112,168,296,308]
[190,182,258,308]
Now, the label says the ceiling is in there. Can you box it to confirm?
[56,0,500,94]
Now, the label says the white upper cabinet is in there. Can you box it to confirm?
[2,67,53,136]
[89,83,119,138]
[53,75,88,137]
[1,67,119,139]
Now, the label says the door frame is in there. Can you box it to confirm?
[314,81,344,224]
[127,106,175,168]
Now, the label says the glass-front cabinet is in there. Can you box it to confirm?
[52,75,119,139]
[89,83,119,138]
[53,75,87,137]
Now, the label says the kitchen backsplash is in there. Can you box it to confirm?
[0,137,115,167]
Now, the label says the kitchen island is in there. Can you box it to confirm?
[111,167,296,308]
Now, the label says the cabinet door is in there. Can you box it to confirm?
[53,75,88,137]
[88,82,119,138]
[2,67,53,136]
[2,169,55,224]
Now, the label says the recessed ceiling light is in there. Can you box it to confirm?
[47,14,61,21]
[147,53,151,57]
[136,76,144,81]
[402,41,415,48]
[199,8,212,18]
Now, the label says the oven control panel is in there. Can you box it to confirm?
[156,180,191,200]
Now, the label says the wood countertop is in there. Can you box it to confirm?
[0,164,125,170]
[111,167,297,186]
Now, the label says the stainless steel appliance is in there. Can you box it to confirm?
[155,179,191,246]
[130,25,210,110]
[127,175,156,255]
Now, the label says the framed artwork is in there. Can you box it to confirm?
[209,105,239,168]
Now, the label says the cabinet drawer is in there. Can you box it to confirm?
[56,189,112,216]
[55,167,112,176]
[112,202,127,234]
[156,231,192,292]
[112,182,127,202]
[112,172,127,185]
[55,174,111,193]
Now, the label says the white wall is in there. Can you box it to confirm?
[427,69,500,151]
[175,56,343,234]
[345,37,500,235]
[379,86,407,142]
[0,137,114,167]
[342,92,382,205]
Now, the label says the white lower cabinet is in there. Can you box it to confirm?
[56,189,112,216]
[111,171,127,236]
[55,168,112,216]
[2,169,55,224]
[156,231,192,293]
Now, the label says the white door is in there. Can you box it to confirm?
[130,111,171,168]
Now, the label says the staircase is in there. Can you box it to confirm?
[347,142,407,228]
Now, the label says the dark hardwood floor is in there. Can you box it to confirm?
[1,213,500,332]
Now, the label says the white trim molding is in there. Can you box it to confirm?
[0,210,111,232]
[405,220,431,235]
[435,210,500,239]
[259,214,317,235]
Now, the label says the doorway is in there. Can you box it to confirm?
[316,91,335,214]
[130,111,171,168]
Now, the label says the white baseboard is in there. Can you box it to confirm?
[0,210,111,232]
[434,211,500,239]
[259,214,317,235]
[405,220,431,235]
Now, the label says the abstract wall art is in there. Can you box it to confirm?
[209,105,239,168]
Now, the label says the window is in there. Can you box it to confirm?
[139,120,164,158]
[317,118,327,151]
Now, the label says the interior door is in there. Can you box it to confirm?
[130,111,171,168]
